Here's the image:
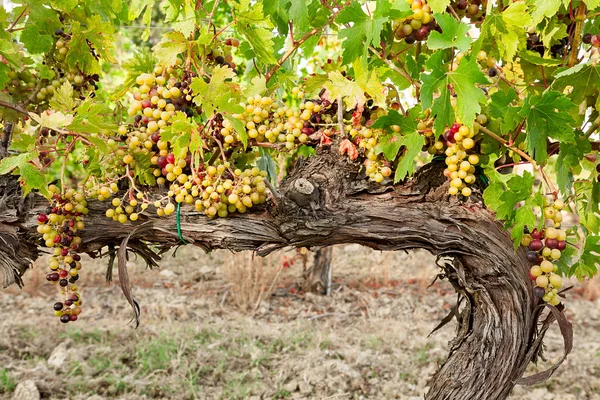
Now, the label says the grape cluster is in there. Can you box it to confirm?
[583,33,600,48]
[393,0,438,44]
[207,37,240,72]
[349,125,392,182]
[451,0,486,21]
[521,198,567,306]
[596,162,600,182]
[6,28,99,108]
[443,118,485,197]
[37,185,86,323]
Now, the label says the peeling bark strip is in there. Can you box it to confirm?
[0,150,572,400]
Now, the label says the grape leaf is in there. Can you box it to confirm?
[518,50,565,66]
[159,112,199,161]
[235,0,277,64]
[0,63,9,90]
[29,111,74,131]
[372,108,423,181]
[19,163,47,198]
[575,180,600,234]
[352,60,386,107]
[49,81,75,112]
[552,62,600,111]
[165,2,196,37]
[191,65,244,117]
[511,192,543,248]
[336,0,409,64]
[20,23,53,54]
[85,135,110,153]
[289,0,309,32]
[0,153,34,175]
[244,75,267,99]
[133,151,156,186]
[428,0,450,13]
[67,16,116,74]
[518,91,576,164]
[225,116,248,149]
[583,0,600,9]
[257,148,277,186]
[153,31,188,68]
[113,49,156,99]
[488,89,520,132]
[324,71,366,110]
[529,0,568,26]
[539,18,568,51]
[555,136,591,195]
[570,235,600,279]
[427,13,472,53]
[448,57,488,130]
[69,100,117,133]
[480,2,530,61]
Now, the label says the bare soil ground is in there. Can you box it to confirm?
[1,245,600,400]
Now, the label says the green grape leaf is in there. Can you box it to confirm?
[510,192,543,249]
[84,135,110,153]
[353,60,386,107]
[373,108,422,180]
[159,112,199,161]
[167,2,196,37]
[9,131,37,152]
[518,50,564,67]
[153,31,188,68]
[324,71,367,110]
[50,0,79,12]
[19,163,47,198]
[224,116,248,149]
[575,180,600,234]
[133,151,156,186]
[552,62,600,111]
[555,137,591,195]
[518,91,576,164]
[257,148,277,186]
[480,2,530,61]
[336,0,408,64]
[393,131,425,182]
[38,65,55,80]
[235,0,278,64]
[583,0,600,9]
[529,0,568,26]
[539,19,568,51]
[570,236,600,279]
[0,153,34,175]
[191,65,244,117]
[428,0,450,13]
[128,0,154,20]
[0,63,9,90]
[289,0,309,32]
[243,75,267,99]
[427,13,472,52]
[488,89,520,132]
[67,16,116,74]
[0,38,23,69]
[69,100,117,133]
[20,23,54,54]
[448,57,488,130]
[113,49,156,100]
[49,81,76,112]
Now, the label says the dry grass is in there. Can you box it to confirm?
[224,252,285,312]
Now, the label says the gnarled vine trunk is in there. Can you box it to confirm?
[0,147,566,400]
[304,247,333,295]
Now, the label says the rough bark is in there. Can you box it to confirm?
[304,247,333,295]
[0,147,565,400]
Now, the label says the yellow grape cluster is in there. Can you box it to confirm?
[521,199,567,306]
[349,125,392,182]
[443,122,480,197]
[231,92,324,150]
[38,185,86,323]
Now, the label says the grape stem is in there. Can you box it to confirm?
[568,3,587,68]
[478,125,557,194]
[264,5,347,83]
[0,100,28,116]
[8,5,29,33]
[336,97,346,138]
[367,45,419,89]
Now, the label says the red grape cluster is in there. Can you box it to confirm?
[37,185,86,323]
[583,33,600,48]
[451,0,486,21]
[521,198,566,306]
[393,0,438,44]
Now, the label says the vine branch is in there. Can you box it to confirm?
[0,100,29,116]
